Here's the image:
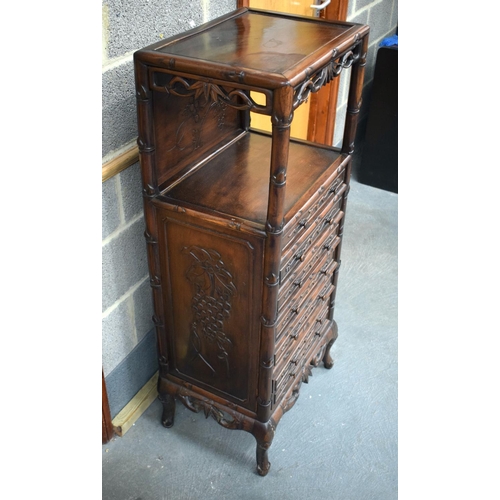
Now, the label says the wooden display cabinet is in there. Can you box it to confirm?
[134,8,368,475]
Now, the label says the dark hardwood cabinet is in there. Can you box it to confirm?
[134,8,368,475]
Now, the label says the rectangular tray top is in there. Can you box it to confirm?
[163,131,344,226]
[159,11,352,73]
[135,9,367,87]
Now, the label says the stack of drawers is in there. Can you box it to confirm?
[273,158,349,408]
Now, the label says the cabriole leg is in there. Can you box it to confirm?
[256,440,271,476]
[159,393,176,428]
[323,320,339,369]
[252,419,276,476]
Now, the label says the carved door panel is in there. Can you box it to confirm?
[158,211,263,411]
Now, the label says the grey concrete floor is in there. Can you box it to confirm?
[102,178,398,500]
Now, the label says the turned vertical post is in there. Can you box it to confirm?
[257,85,294,423]
[329,33,369,321]
[341,33,369,157]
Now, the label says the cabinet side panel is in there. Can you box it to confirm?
[160,215,261,409]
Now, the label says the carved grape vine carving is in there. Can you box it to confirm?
[182,246,237,378]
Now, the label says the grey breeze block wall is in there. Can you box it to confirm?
[102,0,237,419]
[102,0,396,420]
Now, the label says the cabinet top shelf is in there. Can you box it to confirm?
[134,8,369,89]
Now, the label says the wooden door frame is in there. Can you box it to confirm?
[237,0,349,145]
[102,370,114,443]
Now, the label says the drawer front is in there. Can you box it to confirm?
[282,164,347,252]
[276,198,342,346]
[280,196,343,284]
[270,158,349,410]
[273,317,333,405]
[278,237,334,314]
[274,282,334,376]
[276,272,331,343]
[279,232,341,312]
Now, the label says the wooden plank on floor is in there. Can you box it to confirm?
[112,371,158,437]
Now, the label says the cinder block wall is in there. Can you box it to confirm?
[102,0,237,419]
[102,0,396,419]
[333,0,398,147]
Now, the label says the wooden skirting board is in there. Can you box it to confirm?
[112,372,159,437]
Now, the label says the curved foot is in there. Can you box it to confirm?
[253,420,276,476]
[159,394,176,428]
[323,320,339,369]
[323,342,335,369]
[256,443,271,476]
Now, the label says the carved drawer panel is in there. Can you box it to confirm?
[278,243,331,315]
[276,269,331,343]
[275,253,338,350]
[277,254,338,341]
[273,315,334,405]
[280,199,344,282]
[282,165,347,252]
[282,161,346,242]
[279,223,335,294]
[274,282,334,377]
[275,294,326,367]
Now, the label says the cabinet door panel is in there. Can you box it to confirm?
[160,215,262,409]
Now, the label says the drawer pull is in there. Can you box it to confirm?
[295,252,306,262]
[291,305,300,314]
[293,279,303,288]
[298,219,308,228]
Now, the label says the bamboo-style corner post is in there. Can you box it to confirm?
[134,59,169,381]
[341,33,369,157]
[257,85,294,424]
[330,32,369,319]
[253,84,294,477]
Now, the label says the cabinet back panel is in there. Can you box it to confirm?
[152,85,242,188]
